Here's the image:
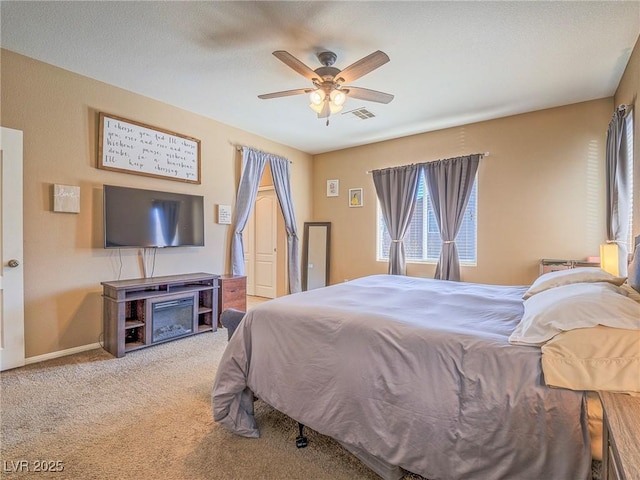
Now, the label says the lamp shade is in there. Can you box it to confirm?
[329,103,343,114]
[600,243,621,276]
[628,235,640,291]
[330,89,347,106]
[309,89,325,105]
[309,102,323,114]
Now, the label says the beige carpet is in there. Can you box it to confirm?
[0,330,403,480]
[0,330,600,480]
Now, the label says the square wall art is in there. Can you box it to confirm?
[53,184,80,213]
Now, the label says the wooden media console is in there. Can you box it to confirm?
[102,272,219,358]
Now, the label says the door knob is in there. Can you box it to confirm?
[7,259,19,268]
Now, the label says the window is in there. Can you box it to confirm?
[377,169,477,264]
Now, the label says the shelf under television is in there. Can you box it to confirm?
[124,341,146,352]
[125,320,145,329]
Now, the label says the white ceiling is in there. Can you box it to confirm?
[2,1,639,155]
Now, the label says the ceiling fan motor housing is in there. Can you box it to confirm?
[317,51,337,66]
[314,67,341,83]
[314,51,343,83]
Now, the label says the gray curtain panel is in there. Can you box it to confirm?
[372,164,421,275]
[605,105,632,274]
[230,147,268,276]
[423,154,480,281]
[269,156,301,294]
[628,235,640,292]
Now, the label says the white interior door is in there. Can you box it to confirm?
[0,127,25,371]
[254,189,277,298]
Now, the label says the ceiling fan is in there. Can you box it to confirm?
[258,50,394,125]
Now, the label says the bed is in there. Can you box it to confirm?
[212,273,639,480]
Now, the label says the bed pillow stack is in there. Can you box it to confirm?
[510,280,639,346]
[509,267,640,393]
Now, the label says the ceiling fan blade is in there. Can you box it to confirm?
[272,51,319,82]
[258,88,313,100]
[336,50,390,84]
[343,86,394,104]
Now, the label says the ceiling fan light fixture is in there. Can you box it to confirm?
[330,89,347,106]
[309,89,325,105]
[329,102,343,114]
[309,93,344,116]
[309,102,324,114]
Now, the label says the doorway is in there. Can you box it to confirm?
[1,127,25,371]
[244,188,278,298]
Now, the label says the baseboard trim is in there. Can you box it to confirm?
[25,343,102,365]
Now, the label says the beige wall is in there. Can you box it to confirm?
[3,34,637,359]
[1,50,313,358]
[614,34,640,242]
[314,99,613,286]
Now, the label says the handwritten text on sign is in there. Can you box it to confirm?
[99,113,201,184]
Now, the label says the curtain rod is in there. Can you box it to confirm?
[234,144,292,164]
[365,152,490,174]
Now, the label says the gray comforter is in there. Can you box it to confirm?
[212,275,591,480]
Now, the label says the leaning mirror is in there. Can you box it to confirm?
[302,222,331,291]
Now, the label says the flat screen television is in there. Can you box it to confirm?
[103,185,204,248]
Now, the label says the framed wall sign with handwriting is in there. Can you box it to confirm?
[98,113,201,184]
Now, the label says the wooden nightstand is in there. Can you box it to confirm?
[599,391,640,480]
[217,275,247,327]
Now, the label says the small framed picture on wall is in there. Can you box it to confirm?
[327,179,339,197]
[348,188,363,207]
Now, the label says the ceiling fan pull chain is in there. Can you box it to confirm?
[326,118,330,127]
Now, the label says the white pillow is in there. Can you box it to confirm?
[509,282,640,346]
[522,267,626,299]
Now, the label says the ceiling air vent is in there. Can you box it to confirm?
[343,107,376,120]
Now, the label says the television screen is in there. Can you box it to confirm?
[103,185,204,248]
